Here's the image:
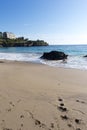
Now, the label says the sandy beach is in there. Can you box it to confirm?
[0,61,87,130]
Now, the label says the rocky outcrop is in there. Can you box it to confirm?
[0,37,48,47]
[84,55,87,57]
[41,51,68,60]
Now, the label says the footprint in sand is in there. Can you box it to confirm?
[58,106,68,112]
[60,103,64,106]
[35,119,41,125]
[67,124,72,127]
[76,99,85,104]
[9,101,15,107]
[60,115,69,120]
[50,123,54,128]
[58,98,63,102]
[75,119,81,124]
[21,123,23,127]
[3,128,13,130]
[35,119,47,128]
[17,99,21,103]
[20,115,24,119]
[17,123,24,130]
[6,108,11,112]
[76,128,81,130]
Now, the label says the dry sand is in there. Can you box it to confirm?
[0,61,87,130]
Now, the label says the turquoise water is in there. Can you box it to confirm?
[0,45,87,70]
[0,45,87,55]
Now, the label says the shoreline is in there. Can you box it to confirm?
[0,60,87,130]
[0,44,87,71]
[0,59,87,71]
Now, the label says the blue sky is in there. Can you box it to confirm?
[0,0,87,44]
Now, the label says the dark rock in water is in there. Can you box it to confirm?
[84,55,87,57]
[40,51,68,60]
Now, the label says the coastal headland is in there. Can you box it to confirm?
[0,60,87,130]
[0,31,48,47]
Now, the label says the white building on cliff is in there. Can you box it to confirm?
[3,32,16,39]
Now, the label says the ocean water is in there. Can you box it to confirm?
[0,45,87,70]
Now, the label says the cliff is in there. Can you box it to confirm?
[0,37,48,47]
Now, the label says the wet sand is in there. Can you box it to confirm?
[0,61,87,130]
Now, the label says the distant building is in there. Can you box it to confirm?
[3,32,16,39]
[0,32,3,38]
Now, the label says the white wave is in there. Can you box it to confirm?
[0,52,87,70]
[40,55,87,70]
[0,53,41,63]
